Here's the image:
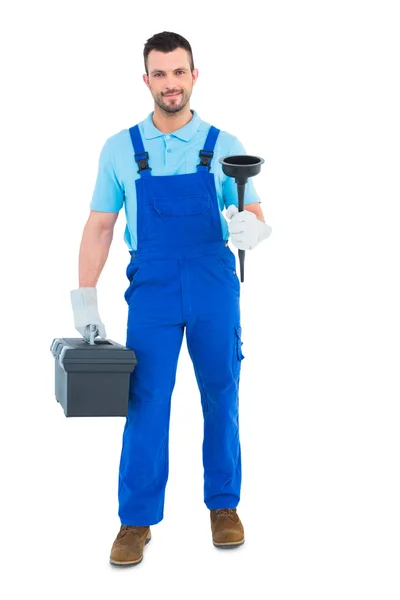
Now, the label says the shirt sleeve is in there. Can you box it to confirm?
[90,138,124,212]
[222,136,261,209]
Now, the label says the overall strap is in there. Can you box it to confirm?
[197,126,220,171]
[129,124,152,177]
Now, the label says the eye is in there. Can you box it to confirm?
[153,71,185,77]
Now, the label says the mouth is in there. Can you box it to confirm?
[164,92,181,98]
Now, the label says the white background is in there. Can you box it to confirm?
[1,0,399,598]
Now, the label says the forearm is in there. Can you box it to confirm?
[78,221,113,287]
[243,202,265,222]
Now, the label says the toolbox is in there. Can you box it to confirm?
[50,337,137,417]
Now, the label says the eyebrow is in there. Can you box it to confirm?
[150,67,188,75]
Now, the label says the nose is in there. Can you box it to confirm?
[163,74,181,92]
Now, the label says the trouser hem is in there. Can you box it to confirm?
[119,513,164,526]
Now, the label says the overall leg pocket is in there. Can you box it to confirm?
[232,323,245,379]
[235,324,245,361]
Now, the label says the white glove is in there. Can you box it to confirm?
[70,287,106,341]
[226,205,272,250]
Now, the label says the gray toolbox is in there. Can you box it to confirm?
[50,336,137,417]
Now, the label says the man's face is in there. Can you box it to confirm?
[143,48,198,114]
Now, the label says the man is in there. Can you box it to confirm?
[70,31,272,566]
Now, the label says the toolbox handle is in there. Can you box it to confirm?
[88,324,97,345]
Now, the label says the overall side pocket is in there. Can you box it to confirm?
[124,261,147,304]
[219,250,240,295]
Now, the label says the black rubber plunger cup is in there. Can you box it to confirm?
[219,155,265,282]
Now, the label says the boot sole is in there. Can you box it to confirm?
[213,538,245,549]
[109,534,151,566]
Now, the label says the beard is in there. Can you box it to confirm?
[153,88,191,114]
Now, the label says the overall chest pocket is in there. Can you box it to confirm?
[153,193,211,217]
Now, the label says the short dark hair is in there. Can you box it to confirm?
[143,31,194,75]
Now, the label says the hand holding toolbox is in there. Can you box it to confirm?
[70,287,107,342]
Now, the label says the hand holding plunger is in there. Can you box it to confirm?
[219,155,266,282]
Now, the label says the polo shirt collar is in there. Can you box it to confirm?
[142,109,201,141]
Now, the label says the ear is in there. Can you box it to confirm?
[143,74,149,88]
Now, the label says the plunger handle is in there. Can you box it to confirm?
[237,180,247,283]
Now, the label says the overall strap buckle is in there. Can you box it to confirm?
[134,151,152,174]
[198,149,214,170]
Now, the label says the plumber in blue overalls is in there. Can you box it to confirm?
[81,36,271,557]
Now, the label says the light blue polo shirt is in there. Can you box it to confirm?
[90,109,261,251]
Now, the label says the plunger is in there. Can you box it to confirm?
[219,155,265,282]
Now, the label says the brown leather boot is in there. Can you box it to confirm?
[210,508,245,548]
[109,525,151,566]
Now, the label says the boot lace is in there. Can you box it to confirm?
[118,525,140,538]
[215,508,238,521]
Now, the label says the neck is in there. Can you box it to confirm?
[152,106,193,134]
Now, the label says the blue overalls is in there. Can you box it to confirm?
[118,123,245,526]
